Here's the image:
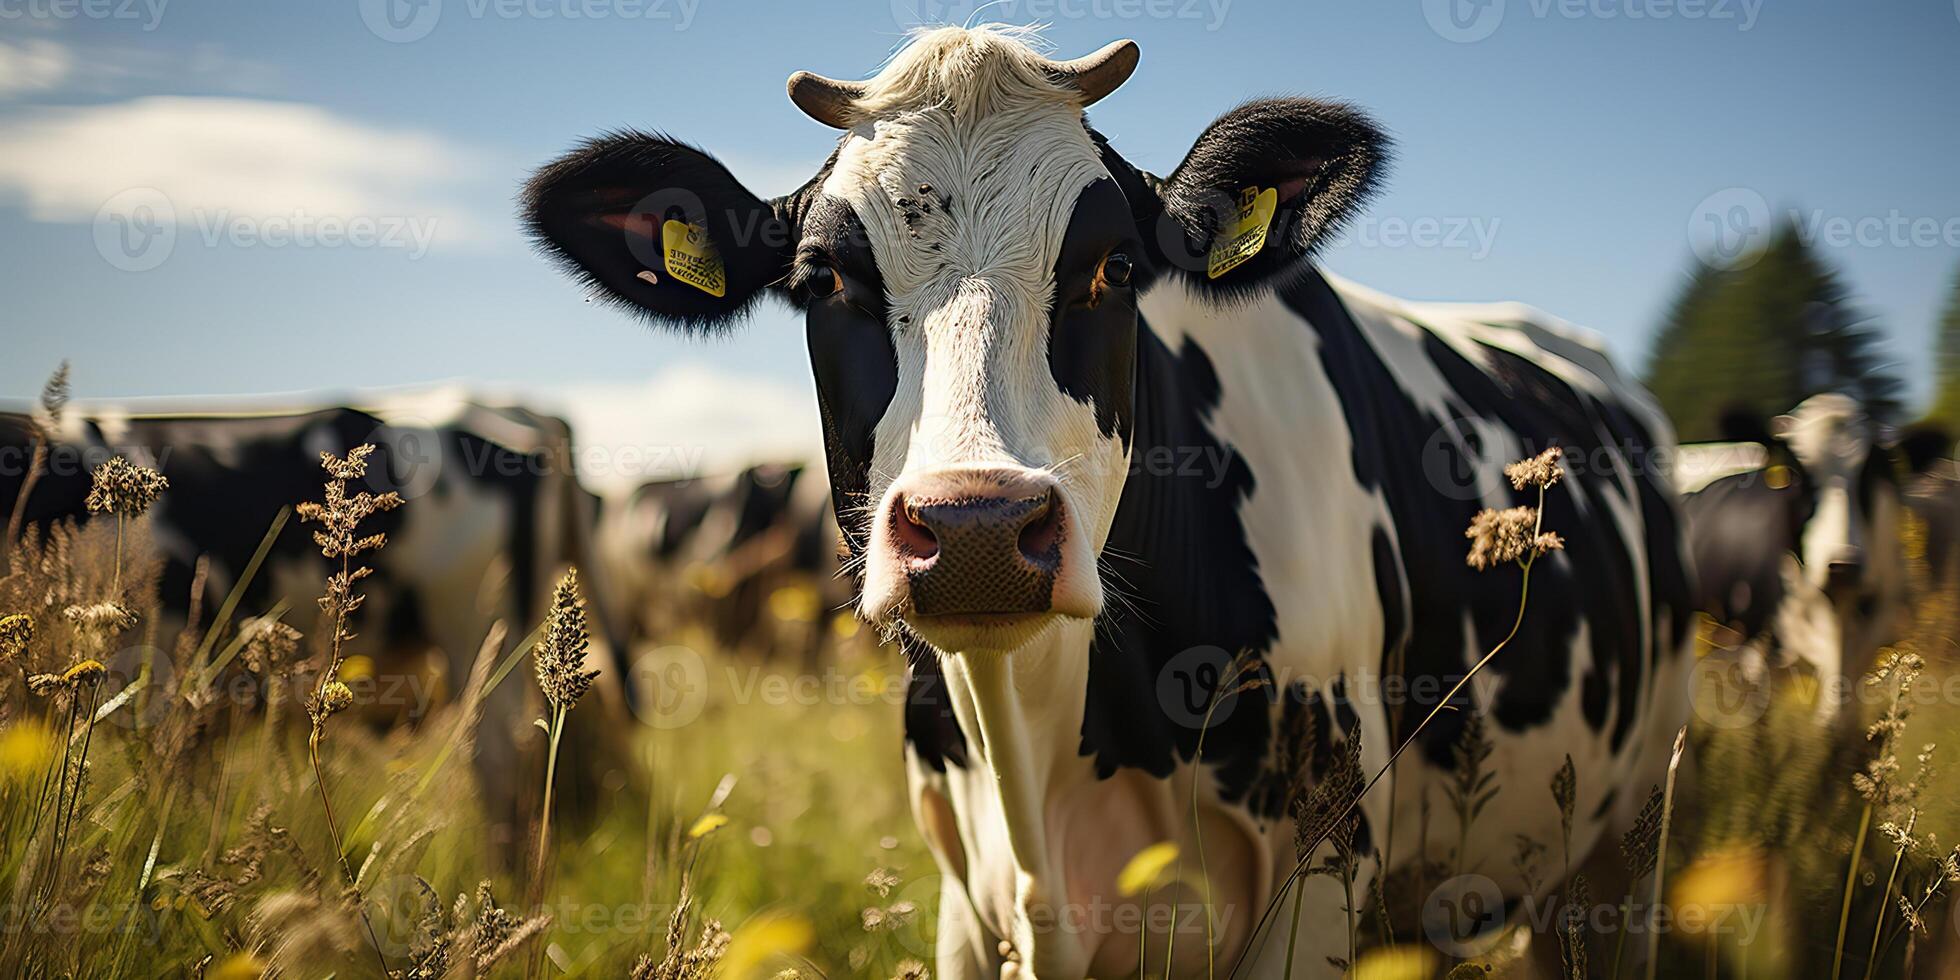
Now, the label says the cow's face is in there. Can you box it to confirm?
[1769,394,1900,602]
[524,27,1387,655]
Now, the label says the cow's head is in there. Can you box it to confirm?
[523,27,1387,654]
[1728,393,1905,605]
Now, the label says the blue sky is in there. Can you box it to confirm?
[3,0,1957,412]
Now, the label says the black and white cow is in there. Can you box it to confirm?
[597,461,844,662]
[523,27,1692,977]
[1680,395,1911,725]
[1897,426,1959,590]
[0,398,623,828]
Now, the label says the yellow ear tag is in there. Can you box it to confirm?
[1765,464,1791,490]
[661,219,726,298]
[1206,185,1278,280]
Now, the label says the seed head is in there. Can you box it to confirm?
[313,681,354,720]
[239,617,303,675]
[63,601,139,636]
[0,613,32,663]
[39,361,70,433]
[1551,752,1577,823]
[85,456,169,518]
[1292,729,1365,861]
[1506,447,1565,491]
[1621,784,1664,880]
[534,567,598,711]
[295,445,402,561]
[1465,506,1563,570]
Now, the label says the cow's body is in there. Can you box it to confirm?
[598,461,844,662]
[522,25,1694,976]
[903,272,1692,977]
[0,398,620,830]
[1680,395,1910,729]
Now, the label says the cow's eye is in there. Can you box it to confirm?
[796,263,843,303]
[1102,251,1133,288]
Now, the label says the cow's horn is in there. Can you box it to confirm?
[1046,39,1139,108]
[787,71,866,129]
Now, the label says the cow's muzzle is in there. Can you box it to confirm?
[891,476,1065,617]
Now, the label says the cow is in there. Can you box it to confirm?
[1897,426,1959,591]
[522,26,1693,977]
[596,460,847,664]
[1680,395,1913,729]
[0,396,624,834]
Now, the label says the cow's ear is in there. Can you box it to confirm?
[522,131,793,331]
[1152,98,1390,293]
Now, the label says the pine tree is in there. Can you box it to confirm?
[1644,223,1905,442]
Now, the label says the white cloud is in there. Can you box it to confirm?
[0,96,489,244]
[535,364,823,495]
[0,39,73,98]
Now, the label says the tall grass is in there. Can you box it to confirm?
[7,372,1960,979]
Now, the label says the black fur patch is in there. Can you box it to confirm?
[1048,177,1142,447]
[1279,271,1691,765]
[1076,321,1279,800]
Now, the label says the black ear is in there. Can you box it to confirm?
[522,131,793,330]
[1152,98,1390,294]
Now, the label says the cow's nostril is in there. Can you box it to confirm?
[1017,491,1062,564]
[894,496,940,561]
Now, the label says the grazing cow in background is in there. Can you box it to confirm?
[523,26,1693,977]
[1682,394,1912,724]
[0,396,624,831]
[1897,426,1960,590]
[597,461,846,663]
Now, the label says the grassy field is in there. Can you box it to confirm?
[3,436,1959,979]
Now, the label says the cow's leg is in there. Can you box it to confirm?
[932,875,1002,980]
[1239,849,1381,979]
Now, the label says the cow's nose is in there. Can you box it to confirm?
[889,476,1066,617]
